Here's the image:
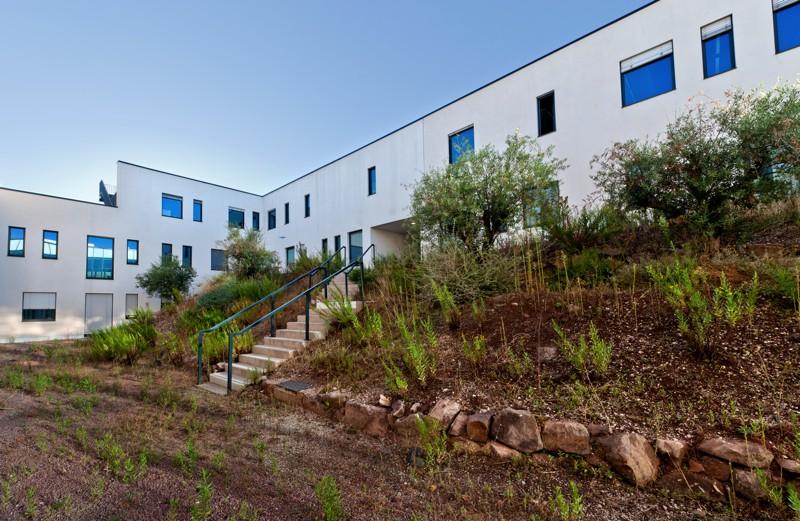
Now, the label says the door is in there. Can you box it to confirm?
[85,293,113,333]
[348,230,363,263]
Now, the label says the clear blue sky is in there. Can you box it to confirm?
[0,0,651,200]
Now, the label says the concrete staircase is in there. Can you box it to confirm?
[199,273,361,395]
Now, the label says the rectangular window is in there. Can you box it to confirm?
[228,208,245,229]
[702,16,735,78]
[348,229,363,263]
[537,91,557,136]
[162,243,173,259]
[621,41,676,107]
[125,294,139,319]
[182,245,192,268]
[285,246,296,266]
[284,202,290,224]
[321,238,328,256]
[42,230,58,259]
[252,211,260,230]
[8,226,25,257]
[22,292,56,322]
[334,235,341,257]
[126,239,139,265]
[193,199,203,222]
[368,166,377,196]
[161,194,183,219]
[448,126,475,164]
[267,209,276,230]
[524,183,560,228]
[304,194,311,218]
[775,0,800,53]
[86,235,114,280]
[211,249,226,271]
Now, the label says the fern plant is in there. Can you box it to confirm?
[462,334,487,365]
[431,280,459,328]
[549,480,584,520]
[397,314,437,387]
[552,321,612,380]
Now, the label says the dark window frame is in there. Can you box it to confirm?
[701,16,736,79]
[42,230,58,260]
[774,1,800,54]
[304,194,311,218]
[21,292,57,322]
[228,207,245,229]
[537,91,557,137]
[161,193,183,219]
[211,248,226,271]
[193,199,203,222]
[126,239,139,265]
[8,226,25,257]
[285,246,296,266]
[448,125,475,164]
[348,229,363,263]
[367,166,377,196]
[620,44,677,108]
[162,243,173,260]
[182,245,193,268]
[321,238,329,256]
[267,209,277,230]
[284,202,290,224]
[252,211,260,230]
[86,234,115,280]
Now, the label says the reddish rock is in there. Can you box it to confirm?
[451,438,483,456]
[732,469,768,500]
[318,390,348,410]
[659,470,727,502]
[655,439,689,464]
[697,438,773,468]
[390,400,405,418]
[700,456,731,482]
[688,458,705,473]
[448,412,468,437]
[394,413,423,438]
[466,412,492,443]
[490,408,543,454]
[428,399,461,429]
[483,441,522,460]
[778,458,800,475]
[542,420,591,455]
[299,389,329,417]
[597,433,659,487]
[587,423,611,437]
[342,400,389,437]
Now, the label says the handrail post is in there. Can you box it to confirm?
[197,332,205,385]
[305,293,311,341]
[323,267,328,300]
[345,272,349,299]
[359,260,365,301]
[227,334,234,394]
[269,297,276,337]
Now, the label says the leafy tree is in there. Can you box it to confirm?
[219,227,280,279]
[410,133,566,251]
[593,83,800,236]
[135,255,196,303]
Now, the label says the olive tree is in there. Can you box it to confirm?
[135,255,196,304]
[410,133,566,251]
[220,227,280,279]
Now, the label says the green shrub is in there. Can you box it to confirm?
[382,357,408,395]
[397,314,437,387]
[431,281,459,328]
[462,335,487,365]
[87,308,156,365]
[190,469,213,521]
[415,416,450,469]
[552,321,612,379]
[135,256,196,304]
[2,367,25,390]
[761,263,800,316]
[541,203,629,255]
[195,276,279,312]
[314,476,343,521]
[219,227,281,279]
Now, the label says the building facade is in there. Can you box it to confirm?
[2,0,799,341]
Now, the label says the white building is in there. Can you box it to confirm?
[2,0,799,341]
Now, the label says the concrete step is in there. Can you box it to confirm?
[316,300,363,314]
[296,311,327,323]
[197,382,227,396]
[260,336,310,350]
[251,344,296,359]
[286,320,328,332]
[238,353,286,370]
[228,362,267,380]
[276,328,325,341]
[209,371,249,392]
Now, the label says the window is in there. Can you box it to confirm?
[702,16,735,78]
[125,294,139,319]
[448,126,475,164]
[228,208,245,229]
[86,235,114,280]
[267,209,276,230]
[252,211,260,230]
[42,230,58,259]
[182,245,192,268]
[321,238,329,256]
[22,292,56,322]
[284,202,290,224]
[162,243,173,259]
[127,239,139,265]
[193,200,203,222]
[524,183,560,228]
[368,167,377,196]
[537,91,557,136]
[774,0,800,53]
[348,230,363,263]
[211,249,226,271]
[334,235,341,257]
[621,41,676,107]
[285,246,296,266]
[8,227,24,257]
[304,194,311,218]
[161,194,183,219]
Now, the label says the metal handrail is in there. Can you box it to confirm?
[196,245,346,384]
[222,244,375,393]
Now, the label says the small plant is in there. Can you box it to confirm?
[415,416,449,470]
[1,472,16,507]
[190,469,213,521]
[382,358,409,395]
[552,321,612,379]
[74,425,89,451]
[30,373,52,396]
[471,297,487,322]
[211,451,225,471]
[549,480,584,521]
[96,433,126,475]
[24,486,38,519]
[3,367,24,390]
[431,280,459,328]
[314,476,343,521]
[787,482,800,519]
[397,314,437,387]
[755,468,783,507]
[122,451,148,484]
[176,437,200,477]
[462,334,487,365]
[252,438,266,464]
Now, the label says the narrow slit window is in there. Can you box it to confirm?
[8,227,25,257]
[368,167,377,196]
[42,230,58,259]
[537,91,556,136]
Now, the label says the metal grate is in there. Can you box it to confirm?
[277,380,312,393]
